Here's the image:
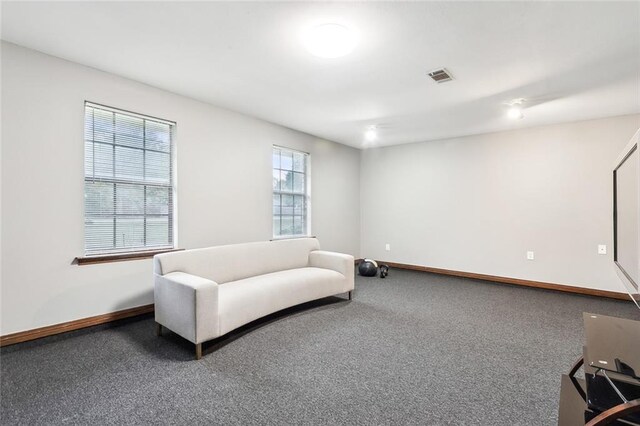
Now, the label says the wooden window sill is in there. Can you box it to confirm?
[75,248,183,266]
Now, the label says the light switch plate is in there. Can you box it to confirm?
[598,244,607,255]
[526,251,535,260]
[385,243,391,251]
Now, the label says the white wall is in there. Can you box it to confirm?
[3,40,638,337]
[361,115,640,293]
[1,42,360,335]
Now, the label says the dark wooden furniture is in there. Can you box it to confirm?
[558,313,640,425]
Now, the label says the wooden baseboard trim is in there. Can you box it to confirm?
[0,304,154,347]
[378,261,630,301]
[2,261,628,347]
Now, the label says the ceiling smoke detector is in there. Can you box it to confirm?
[427,68,453,83]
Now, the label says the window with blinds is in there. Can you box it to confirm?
[272,146,309,238]
[84,103,175,255]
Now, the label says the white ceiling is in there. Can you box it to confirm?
[2,1,639,148]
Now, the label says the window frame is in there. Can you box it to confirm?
[272,145,311,239]
[82,101,177,258]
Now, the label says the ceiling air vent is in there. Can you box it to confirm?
[427,68,453,83]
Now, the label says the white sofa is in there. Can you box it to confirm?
[153,238,354,359]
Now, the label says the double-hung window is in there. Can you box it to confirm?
[83,102,175,255]
[272,146,309,238]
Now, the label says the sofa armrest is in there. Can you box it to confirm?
[309,250,355,291]
[154,272,219,344]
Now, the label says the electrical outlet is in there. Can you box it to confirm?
[598,244,607,255]
[526,251,535,260]
[385,243,391,251]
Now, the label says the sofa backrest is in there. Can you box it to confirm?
[154,238,321,284]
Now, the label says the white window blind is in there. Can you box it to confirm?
[272,146,309,237]
[84,103,175,255]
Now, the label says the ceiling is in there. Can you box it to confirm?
[2,1,639,148]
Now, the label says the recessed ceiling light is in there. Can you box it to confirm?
[303,23,357,58]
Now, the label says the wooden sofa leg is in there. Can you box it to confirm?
[195,343,202,360]
[348,290,353,300]
[155,322,162,337]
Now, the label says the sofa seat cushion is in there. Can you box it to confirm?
[218,267,346,335]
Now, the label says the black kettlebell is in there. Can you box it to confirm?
[379,264,389,278]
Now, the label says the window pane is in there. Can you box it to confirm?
[281,170,293,191]
[85,218,113,251]
[85,182,114,216]
[294,195,304,215]
[273,149,281,169]
[115,114,143,138]
[93,130,113,144]
[272,194,281,215]
[115,217,145,249]
[273,216,281,236]
[145,151,170,183]
[282,194,293,215]
[84,108,94,140]
[84,141,94,177]
[116,184,144,215]
[146,216,170,246]
[146,139,170,153]
[293,216,304,235]
[94,143,114,178]
[293,172,305,193]
[281,216,294,235]
[146,187,169,215]
[281,151,293,170]
[115,146,144,181]
[272,170,281,190]
[115,134,144,149]
[145,139,171,153]
[293,152,305,172]
[93,109,114,134]
[146,121,171,152]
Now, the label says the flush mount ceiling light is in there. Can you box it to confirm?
[364,126,377,142]
[507,99,525,120]
[303,23,357,58]
[507,105,523,120]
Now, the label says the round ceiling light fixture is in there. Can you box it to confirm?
[364,126,377,142]
[507,99,525,120]
[303,23,357,58]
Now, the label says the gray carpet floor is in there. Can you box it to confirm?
[2,269,639,425]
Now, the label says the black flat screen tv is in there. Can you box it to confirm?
[614,128,640,309]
